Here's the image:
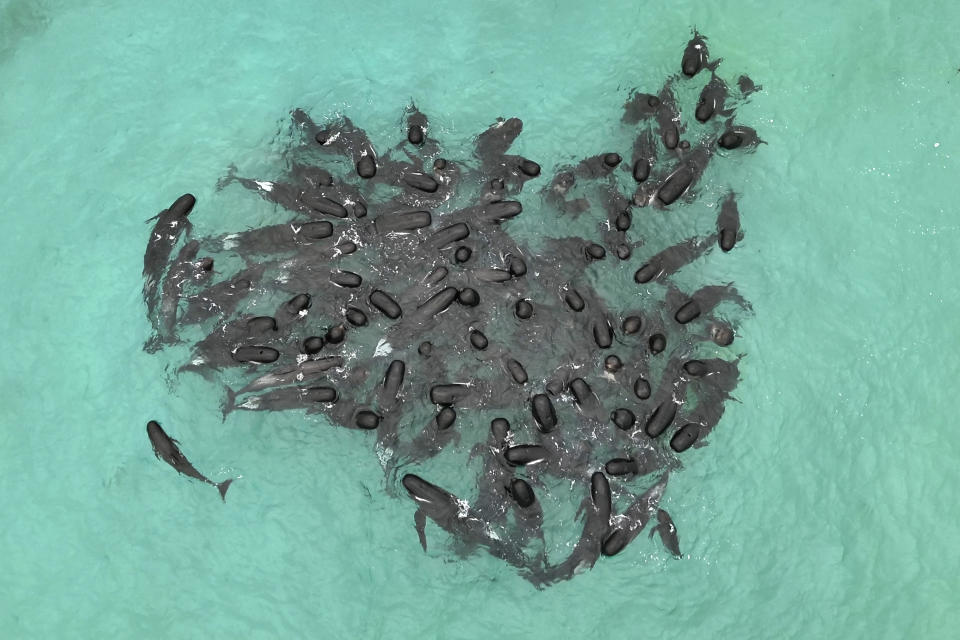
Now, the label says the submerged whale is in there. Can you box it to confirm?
[146,420,234,501]
[141,30,761,586]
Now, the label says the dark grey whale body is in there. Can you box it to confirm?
[141,31,760,586]
[143,193,196,338]
[146,420,233,500]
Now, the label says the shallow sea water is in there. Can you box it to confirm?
[1,0,958,637]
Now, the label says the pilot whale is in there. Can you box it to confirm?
[143,193,195,329]
[147,420,233,501]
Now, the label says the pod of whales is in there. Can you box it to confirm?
[141,31,760,587]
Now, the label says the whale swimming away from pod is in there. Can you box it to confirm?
[146,421,234,501]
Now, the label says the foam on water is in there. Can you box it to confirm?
[1,0,958,637]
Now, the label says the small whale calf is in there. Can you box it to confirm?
[141,30,760,586]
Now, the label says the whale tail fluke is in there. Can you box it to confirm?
[216,164,238,191]
[217,478,234,501]
[221,387,236,421]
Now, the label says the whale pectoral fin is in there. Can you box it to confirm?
[414,509,428,552]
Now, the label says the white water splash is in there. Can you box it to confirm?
[374,338,392,357]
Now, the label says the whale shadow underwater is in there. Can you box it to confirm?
[142,30,762,587]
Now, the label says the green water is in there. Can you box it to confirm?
[1,0,957,637]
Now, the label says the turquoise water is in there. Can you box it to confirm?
[2,0,958,637]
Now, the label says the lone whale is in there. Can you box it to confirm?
[147,420,234,501]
